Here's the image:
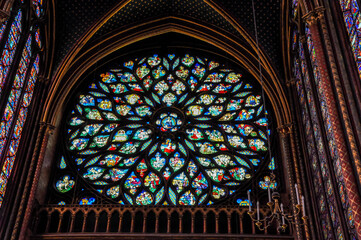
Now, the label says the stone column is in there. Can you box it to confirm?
[278,125,303,239]
[13,122,54,240]
[303,8,361,238]
[317,6,361,193]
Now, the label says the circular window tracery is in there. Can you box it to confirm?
[63,53,270,205]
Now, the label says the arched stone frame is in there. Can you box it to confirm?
[12,1,309,238]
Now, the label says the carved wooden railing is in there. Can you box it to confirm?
[31,205,293,239]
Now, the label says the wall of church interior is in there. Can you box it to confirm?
[1,0,361,239]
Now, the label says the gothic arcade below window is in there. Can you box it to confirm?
[51,53,277,206]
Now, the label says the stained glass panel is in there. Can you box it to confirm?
[35,28,41,49]
[0,10,22,99]
[0,21,7,42]
[60,53,271,206]
[0,56,40,207]
[32,0,44,18]
[339,0,361,79]
[0,35,32,157]
[292,0,298,18]
[305,27,356,238]
[296,47,339,239]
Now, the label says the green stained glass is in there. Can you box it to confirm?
[56,175,75,193]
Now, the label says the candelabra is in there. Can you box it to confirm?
[247,175,307,232]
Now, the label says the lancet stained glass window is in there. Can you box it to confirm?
[292,0,298,18]
[339,0,361,79]
[0,2,44,208]
[0,56,40,206]
[0,35,32,158]
[57,53,272,206]
[32,0,44,18]
[0,9,22,99]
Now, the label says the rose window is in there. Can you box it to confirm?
[63,53,270,205]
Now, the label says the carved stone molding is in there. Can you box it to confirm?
[0,0,15,24]
[299,35,306,44]
[39,121,55,135]
[0,9,9,24]
[277,123,293,136]
[37,76,50,84]
[286,78,297,87]
[302,7,325,25]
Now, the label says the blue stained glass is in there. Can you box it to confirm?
[59,156,67,169]
[237,198,251,206]
[79,197,95,205]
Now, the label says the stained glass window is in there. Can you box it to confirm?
[34,28,41,49]
[0,9,22,99]
[0,35,32,157]
[56,53,272,206]
[0,21,7,42]
[32,0,44,18]
[296,40,341,239]
[0,55,40,207]
[292,0,298,18]
[339,0,361,79]
[305,27,356,238]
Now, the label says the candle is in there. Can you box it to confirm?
[280,203,285,225]
[302,196,306,216]
[257,201,260,220]
[268,186,271,203]
[295,184,300,204]
[248,190,252,211]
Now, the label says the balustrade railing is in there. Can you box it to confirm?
[31,204,293,239]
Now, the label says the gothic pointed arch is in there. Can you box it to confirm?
[12,1,309,239]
